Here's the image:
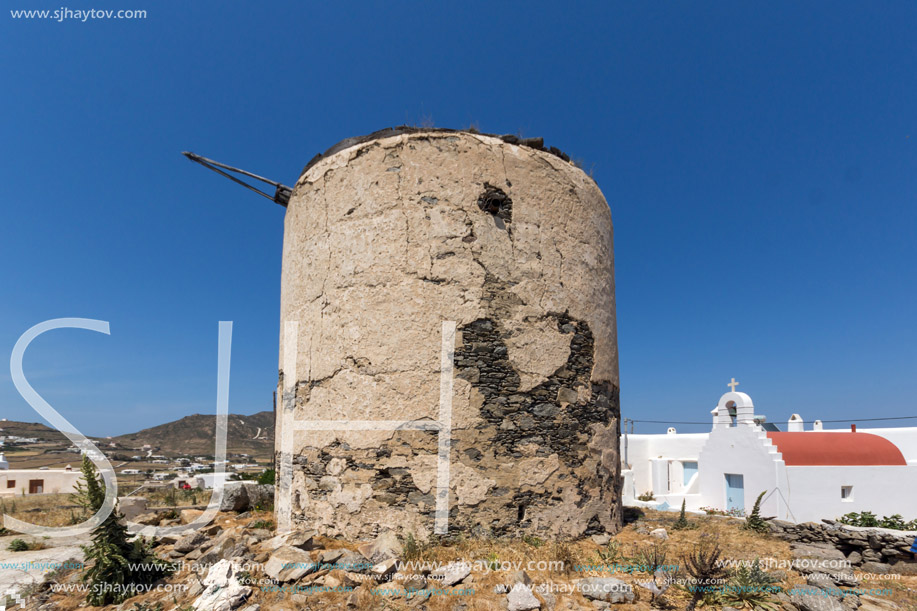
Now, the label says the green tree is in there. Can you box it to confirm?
[79,457,173,606]
[672,499,691,530]
[71,455,105,518]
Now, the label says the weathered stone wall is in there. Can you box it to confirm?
[768,519,917,574]
[276,130,619,540]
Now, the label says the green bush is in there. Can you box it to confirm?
[838,511,915,530]
[594,540,623,565]
[879,514,906,530]
[681,537,727,611]
[722,558,781,610]
[7,539,29,552]
[744,491,769,533]
[402,532,429,561]
[249,519,274,530]
[672,499,696,530]
[257,468,276,485]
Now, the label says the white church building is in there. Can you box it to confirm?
[621,381,917,523]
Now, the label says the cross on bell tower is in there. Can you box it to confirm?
[727,377,739,392]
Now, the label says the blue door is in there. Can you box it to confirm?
[725,473,744,512]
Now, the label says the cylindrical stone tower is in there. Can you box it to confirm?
[276,128,620,540]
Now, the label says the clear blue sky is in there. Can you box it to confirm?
[1,2,914,436]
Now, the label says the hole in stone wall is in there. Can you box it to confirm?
[477,183,512,224]
[517,503,526,523]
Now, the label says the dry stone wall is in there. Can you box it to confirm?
[276,130,620,540]
[768,519,917,574]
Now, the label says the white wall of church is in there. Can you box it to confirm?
[783,465,917,523]
[697,424,787,519]
[623,432,708,500]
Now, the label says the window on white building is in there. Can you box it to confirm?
[841,486,853,501]
[683,461,698,485]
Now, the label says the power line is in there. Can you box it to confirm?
[625,419,710,424]
[819,416,917,423]
[624,416,917,425]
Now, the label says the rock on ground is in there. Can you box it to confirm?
[192,559,251,611]
[262,545,316,582]
[576,577,635,604]
[219,483,274,512]
[507,584,541,611]
[789,587,848,611]
[173,530,207,553]
[650,528,667,540]
[357,530,402,562]
[429,561,472,586]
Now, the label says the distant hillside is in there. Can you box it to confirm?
[111,411,275,457]
[0,419,69,443]
[0,411,275,460]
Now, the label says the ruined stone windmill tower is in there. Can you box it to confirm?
[275,128,621,540]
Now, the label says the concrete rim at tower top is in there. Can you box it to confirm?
[299,125,579,179]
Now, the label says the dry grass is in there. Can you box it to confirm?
[0,485,207,530]
[0,493,83,527]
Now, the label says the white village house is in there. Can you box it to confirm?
[622,380,917,523]
[0,453,81,496]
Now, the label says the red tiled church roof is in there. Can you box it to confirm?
[766,432,907,466]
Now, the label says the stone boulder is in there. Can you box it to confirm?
[219,483,274,512]
[192,559,251,611]
[370,558,398,579]
[650,528,668,540]
[507,583,541,611]
[132,511,162,526]
[180,509,204,524]
[858,595,901,610]
[263,545,316,582]
[357,530,402,563]
[860,561,892,575]
[174,531,207,554]
[576,577,635,604]
[789,586,847,611]
[429,561,472,586]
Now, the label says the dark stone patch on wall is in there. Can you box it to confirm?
[455,313,618,470]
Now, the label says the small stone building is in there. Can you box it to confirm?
[275,128,620,539]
